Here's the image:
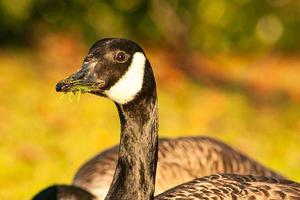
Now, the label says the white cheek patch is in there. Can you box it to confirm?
[104,52,146,104]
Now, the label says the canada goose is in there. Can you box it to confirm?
[34,38,300,199]
[72,137,284,199]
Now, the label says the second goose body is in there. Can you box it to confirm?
[51,38,300,199]
[73,137,283,199]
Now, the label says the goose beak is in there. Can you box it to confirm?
[56,68,104,93]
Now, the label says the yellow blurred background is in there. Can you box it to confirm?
[0,0,300,199]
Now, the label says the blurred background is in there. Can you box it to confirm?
[1,0,300,199]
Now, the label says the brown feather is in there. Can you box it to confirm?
[72,137,283,199]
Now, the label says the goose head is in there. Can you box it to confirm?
[32,185,96,200]
[56,38,153,105]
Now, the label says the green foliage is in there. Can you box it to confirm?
[0,0,300,52]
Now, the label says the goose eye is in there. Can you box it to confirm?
[115,52,127,63]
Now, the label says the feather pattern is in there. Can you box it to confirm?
[156,174,300,200]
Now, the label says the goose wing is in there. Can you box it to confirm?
[155,174,300,200]
[157,137,283,178]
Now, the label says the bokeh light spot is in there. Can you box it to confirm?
[198,0,226,25]
[256,15,284,45]
[85,3,126,36]
[198,0,227,26]
[1,0,32,20]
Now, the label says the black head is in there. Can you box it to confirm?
[32,185,96,200]
[56,38,154,104]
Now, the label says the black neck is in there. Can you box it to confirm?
[105,63,158,200]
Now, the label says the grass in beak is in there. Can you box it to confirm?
[58,93,66,102]
[70,85,93,103]
[69,92,75,103]
[57,81,99,104]
[68,84,94,93]
[58,85,94,103]
[57,92,79,103]
[77,90,81,103]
